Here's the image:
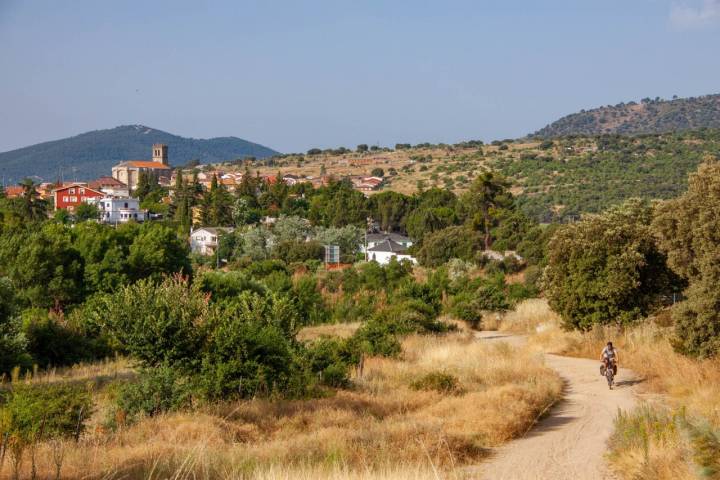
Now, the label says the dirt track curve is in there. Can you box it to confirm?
[467,332,640,480]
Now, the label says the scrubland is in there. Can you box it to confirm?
[500,299,720,480]
[2,331,561,480]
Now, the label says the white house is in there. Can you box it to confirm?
[362,233,413,253]
[190,227,234,255]
[367,239,417,265]
[91,196,148,224]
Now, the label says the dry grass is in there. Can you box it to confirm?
[497,298,560,335]
[500,299,720,480]
[296,322,361,341]
[7,332,562,479]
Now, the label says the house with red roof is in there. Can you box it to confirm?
[89,176,130,197]
[3,185,25,199]
[53,184,104,211]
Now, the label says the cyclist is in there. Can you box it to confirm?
[600,341,618,376]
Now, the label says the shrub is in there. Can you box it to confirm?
[113,365,193,424]
[305,337,354,388]
[101,276,210,370]
[0,383,91,478]
[21,309,112,368]
[198,297,308,400]
[411,371,461,394]
[450,292,484,329]
[197,270,265,301]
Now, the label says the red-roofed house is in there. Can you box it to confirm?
[111,144,172,190]
[3,185,25,199]
[89,176,130,196]
[53,184,104,211]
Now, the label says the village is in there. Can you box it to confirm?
[1,144,416,265]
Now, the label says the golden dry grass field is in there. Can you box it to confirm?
[228,142,544,196]
[2,330,562,480]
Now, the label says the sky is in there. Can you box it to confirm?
[1,0,719,154]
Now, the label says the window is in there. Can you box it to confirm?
[69,188,75,194]
[124,202,128,208]
[63,196,69,202]
[69,196,77,202]
[80,188,85,194]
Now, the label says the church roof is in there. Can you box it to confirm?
[114,161,171,169]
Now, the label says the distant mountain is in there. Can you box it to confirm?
[0,125,279,183]
[532,94,720,138]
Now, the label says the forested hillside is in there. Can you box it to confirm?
[0,125,278,182]
[532,94,720,138]
[248,130,720,223]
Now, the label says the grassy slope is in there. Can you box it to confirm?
[10,331,561,479]
[242,130,720,222]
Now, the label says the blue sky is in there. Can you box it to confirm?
[1,0,719,153]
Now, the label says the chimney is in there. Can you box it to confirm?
[152,144,168,165]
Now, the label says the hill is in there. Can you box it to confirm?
[243,130,720,222]
[532,94,720,138]
[0,125,279,182]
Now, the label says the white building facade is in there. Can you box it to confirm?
[367,239,417,265]
[190,227,234,255]
[91,197,148,224]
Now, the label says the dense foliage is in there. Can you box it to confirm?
[653,162,720,357]
[544,199,681,330]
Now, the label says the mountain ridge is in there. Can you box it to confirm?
[0,125,279,183]
[531,94,720,138]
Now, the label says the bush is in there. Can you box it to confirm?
[198,297,308,400]
[0,383,91,477]
[450,292,484,329]
[101,276,210,370]
[305,337,354,388]
[113,365,193,424]
[416,226,484,267]
[273,240,324,263]
[21,309,112,368]
[197,270,266,301]
[411,371,461,394]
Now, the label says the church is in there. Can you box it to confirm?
[111,144,172,190]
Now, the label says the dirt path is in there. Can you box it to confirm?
[467,332,640,480]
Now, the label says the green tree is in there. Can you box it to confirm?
[371,167,385,177]
[415,226,483,267]
[127,224,191,282]
[357,144,369,153]
[16,179,48,222]
[545,199,680,330]
[652,162,720,357]
[368,191,414,233]
[308,180,369,227]
[134,170,161,202]
[172,170,193,233]
[461,171,512,250]
[0,278,31,374]
[74,202,99,222]
[315,225,364,263]
[202,175,233,226]
[5,223,85,309]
